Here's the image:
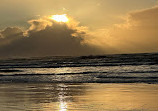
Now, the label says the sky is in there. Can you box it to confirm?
[0,0,158,57]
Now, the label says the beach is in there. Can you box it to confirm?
[0,54,158,110]
[1,1,158,110]
[0,83,158,111]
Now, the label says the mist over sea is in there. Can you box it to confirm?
[0,53,158,111]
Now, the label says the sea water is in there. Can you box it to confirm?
[0,53,158,111]
[0,53,158,83]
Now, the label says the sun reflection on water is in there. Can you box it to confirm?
[58,84,68,111]
[59,101,67,111]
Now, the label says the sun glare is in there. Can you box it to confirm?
[51,14,69,22]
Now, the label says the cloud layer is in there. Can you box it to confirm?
[100,6,158,53]
[0,16,101,57]
[1,5,158,58]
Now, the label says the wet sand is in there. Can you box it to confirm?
[0,83,158,111]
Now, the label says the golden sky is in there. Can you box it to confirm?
[0,0,158,57]
[0,0,157,29]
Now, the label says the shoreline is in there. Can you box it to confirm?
[0,83,158,111]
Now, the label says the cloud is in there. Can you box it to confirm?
[93,6,158,53]
[0,15,102,58]
[0,27,23,46]
[1,5,158,58]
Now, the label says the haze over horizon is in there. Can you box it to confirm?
[1,0,158,57]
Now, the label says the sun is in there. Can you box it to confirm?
[51,14,69,23]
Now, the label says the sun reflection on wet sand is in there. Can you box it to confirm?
[58,84,68,111]
[0,83,158,111]
[59,102,67,111]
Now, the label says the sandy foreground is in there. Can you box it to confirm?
[0,83,158,111]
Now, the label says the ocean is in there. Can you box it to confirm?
[0,53,158,83]
[0,53,158,111]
